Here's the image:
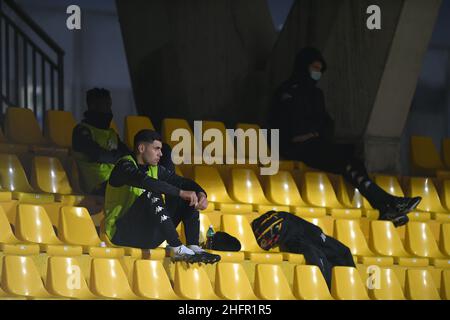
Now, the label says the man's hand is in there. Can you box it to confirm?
[179,190,198,207]
[195,192,208,210]
[292,132,319,143]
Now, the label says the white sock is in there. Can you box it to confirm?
[187,245,205,253]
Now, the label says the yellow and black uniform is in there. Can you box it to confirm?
[72,111,130,195]
[104,154,206,249]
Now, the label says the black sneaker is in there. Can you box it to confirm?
[391,196,422,215]
[194,251,221,264]
[379,208,409,227]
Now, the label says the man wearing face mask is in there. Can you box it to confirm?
[72,88,130,195]
[269,47,421,227]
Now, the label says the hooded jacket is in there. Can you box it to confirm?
[269,47,334,155]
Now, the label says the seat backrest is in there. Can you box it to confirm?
[410,136,444,170]
[221,214,260,252]
[59,206,101,246]
[133,260,178,299]
[161,118,193,149]
[369,221,408,257]
[304,217,334,236]
[45,110,76,148]
[229,168,269,205]
[201,120,234,160]
[32,156,73,194]
[302,172,343,208]
[235,123,267,162]
[293,265,333,300]
[265,170,306,206]
[405,269,441,300]
[215,262,257,300]
[405,222,443,258]
[5,107,48,145]
[0,153,34,192]
[16,204,61,244]
[409,177,446,213]
[441,269,450,300]
[367,268,405,300]
[440,223,450,256]
[331,266,370,300]
[174,262,218,300]
[334,219,373,256]
[90,258,136,299]
[254,264,295,300]
[46,256,94,299]
[0,206,16,243]
[374,175,405,197]
[124,115,155,149]
[1,255,49,297]
[193,165,233,203]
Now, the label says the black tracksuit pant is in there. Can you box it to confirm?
[288,136,396,212]
[279,214,355,288]
[111,192,200,249]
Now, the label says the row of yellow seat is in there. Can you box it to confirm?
[411,135,450,176]
[0,254,448,300]
[2,149,450,224]
[1,202,449,268]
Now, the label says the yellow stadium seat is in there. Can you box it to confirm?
[200,120,236,162]
[441,224,450,256]
[366,268,406,300]
[441,269,450,300]
[1,255,54,299]
[31,156,91,211]
[46,256,97,299]
[0,126,28,155]
[44,110,76,148]
[173,262,220,300]
[263,170,327,217]
[196,213,244,262]
[254,264,296,300]
[435,180,450,222]
[301,172,361,219]
[405,269,441,300]
[0,153,54,204]
[304,216,335,236]
[132,260,180,300]
[90,258,142,299]
[161,118,198,163]
[193,165,253,214]
[369,220,428,267]
[215,262,258,300]
[0,206,40,255]
[235,123,265,162]
[334,219,393,266]
[228,169,289,213]
[16,204,82,256]
[405,222,449,268]
[293,265,333,300]
[331,266,370,300]
[443,138,450,169]
[59,206,125,258]
[124,115,155,150]
[410,136,445,175]
[4,107,48,146]
[407,177,447,221]
[221,214,283,263]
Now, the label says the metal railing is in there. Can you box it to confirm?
[0,0,64,123]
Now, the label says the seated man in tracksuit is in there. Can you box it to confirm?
[252,211,355,289]
[72,88,130,195]
[104,129,221,263]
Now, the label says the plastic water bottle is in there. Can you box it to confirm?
[206,225,215,249]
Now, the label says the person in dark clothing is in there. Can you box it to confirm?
[252,211,355,289]
[104,129,220,263]
[269,47,421,227]
[72,87,173,195]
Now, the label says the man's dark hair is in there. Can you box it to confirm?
[86,87,111,108]
[134,129,162,149]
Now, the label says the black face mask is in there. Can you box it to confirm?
[84,110,113,129]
